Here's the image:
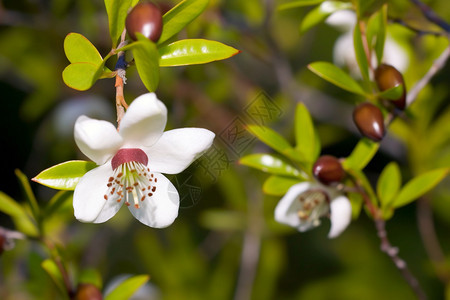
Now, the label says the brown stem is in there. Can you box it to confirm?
[375,219,428,300]
[43,239,74,298]
[115,29,128,128]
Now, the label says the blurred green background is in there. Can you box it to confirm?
[1,0,450,299]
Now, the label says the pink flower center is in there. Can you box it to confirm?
[104,148,157,209]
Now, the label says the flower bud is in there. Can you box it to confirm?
[375,64,406,110]
[74,283,103,300]
[125,2,163,42]
[353,102,385,141]
[313,155,345,185]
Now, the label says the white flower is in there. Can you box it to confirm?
[73,93,215,228]
[274,182,352,238]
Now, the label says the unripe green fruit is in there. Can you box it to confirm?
[375,64,406,110]
[353,102,385,141]
[125,2,163,42]
[313,155,345,185]
[74,283,103,300]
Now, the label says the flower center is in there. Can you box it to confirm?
[297,189,329,225]
[104,148,157,209]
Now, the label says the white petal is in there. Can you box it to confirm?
[128,173,179,228]
[328,195,352,238]
[274,182,311,228]
[145,128,215,174]
[74,115,123,165]
[119,93,167,148]
[73,163,123,223]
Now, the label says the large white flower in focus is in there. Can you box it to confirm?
[275,182,352,238]
[73,93,215,228]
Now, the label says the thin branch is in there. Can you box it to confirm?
[407,45,450,106]
[411,0,450,32]
[375,219,428,300]
[115,29,129,128]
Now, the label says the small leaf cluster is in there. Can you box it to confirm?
[63,0,240,91]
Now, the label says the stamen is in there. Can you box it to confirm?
[104,149,158,209]
[296,189,329,222]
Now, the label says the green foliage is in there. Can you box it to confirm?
[159,39,239,66]
[15,169,40,223]
[308,62,367,96]
[44,191,73,219]
[353,21,370,83]
[263,175,302,196]
[41,259,70,300]
[0,191,39,237]
[104,0,133,48]
[377,162,401,208]
[295,102,319,165]
[366,4,387,65]
[343,138,379,171]
[378,84,404,100]
[78,269,103,289]
[32,160,97,191]
[64,33,103,65]
[300,1,353,33]
[247,125,295,158]
[104,275,149,300]
[393,168,449,208]
[239,154,304,178]
[159,0,210,45]
[278,0,325,10]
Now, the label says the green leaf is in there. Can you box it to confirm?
[15,169,40,222]
[300,1,353,33]
[308,61,366,96]
[105,275,150,300]
[378,84,404,100]
[32,161,97,191]
[366,4,387,64]
[0,191,39,237]
[121,34,160,92]
[353,21,370,82]
[159,39,239,67]
[377,162,401,208]
[239,154,303,178]
[158,0,209,45]
[263,175,302,196]
[278,0,325,10]
[63,33,103,65]
[78,268,103,289]
[41,259,69,300]
[393,168,449,208]
[104,0,132,48]
[347,191,363,219]
[295,102,318,163]
[62,62,103,91]
[343,138,379,171]
[247,125,293,155]
[44,191,73,218]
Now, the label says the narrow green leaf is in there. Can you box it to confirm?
[263,175,302,196]
[378,84,404,100]
[278,0,325,10]
[300,1,353,33]
[159,39,239,66]
[104,0,132,48]
[41,259,69,300]
[62,62,103,91]
[105,275,149,300]
[33,161,97,191]
[15,169,40,222]
[158,0,209,45]
[247,125,293,155]
[0,192,39,237]
[353,22,370,82]
[308,61,366,96]
[239,154,303,178]
[377,162,401,207]
[121,34,159,92]
[64,33,103,65]
[393,168,449,208]
[78,269,103,289]
[347,191,363,219]
[44,191,73,218]
[343,138,379,171]
[366,4,387,64]
[295,102,318,163]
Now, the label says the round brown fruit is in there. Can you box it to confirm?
[353,102,385,141]
[125,2,163,43]
[375,64,406,110]
[0,234,5,255]
[74,283,103,300]
[313,155,345,185]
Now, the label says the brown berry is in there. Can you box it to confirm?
[313,155,345,185]
[0,234,5,255]
[125,2,163,42]
[353,102,385,141]
[375,64,406,110]
[74,283,103,300]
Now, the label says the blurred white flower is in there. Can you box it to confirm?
[274,182,352,238]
